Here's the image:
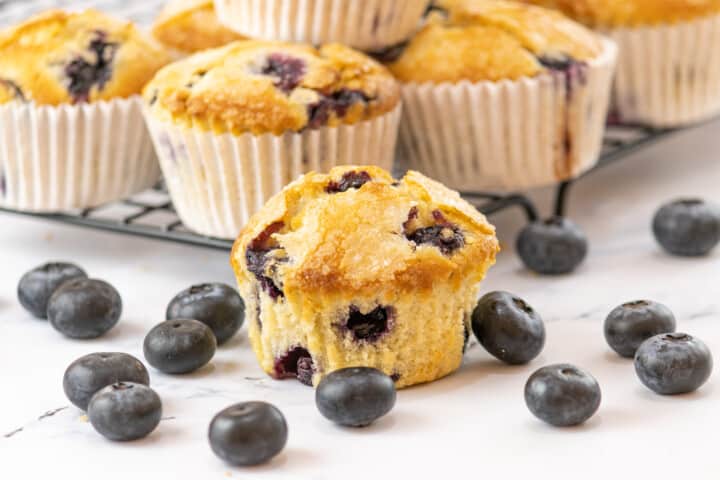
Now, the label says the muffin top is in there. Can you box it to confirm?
[231,166,500,301]
[152,0,245,55]
[517,0,720,28]
[388,0,604,83]
[0,9,171,106]
[143,41,400,135]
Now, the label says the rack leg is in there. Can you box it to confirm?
[554,180,573,217]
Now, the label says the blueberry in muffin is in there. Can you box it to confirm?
[231,165,500,388]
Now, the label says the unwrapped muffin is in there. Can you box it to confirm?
[0,9,170,211]
[518,0,720,127]
[231,165,500,388]
[143,40,401,239]
[214,0,430,51]
[152,0,245,56]
[387,0,617,191]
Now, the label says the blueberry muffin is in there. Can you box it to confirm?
[231,165,500,388]
[0,10,170,212]
[519,0,720,126]
[385,0,617,191]
[214,0,430,51]
[143,40,402,239]
[0,9,170,105]
[152,0,245,57]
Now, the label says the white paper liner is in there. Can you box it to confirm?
[609,14,720,127]
[145,104,401,239]
[0,97,160,212]
[214,0,428,51]
[397,39,617,192]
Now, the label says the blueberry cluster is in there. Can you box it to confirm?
[470,291,712,427]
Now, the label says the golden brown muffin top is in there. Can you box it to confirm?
[143,41,401,135]
[0,9,171,106]
[152,0,245,55]
[388,0,603,83]
[517,0,720,28]
[231,166,500,301]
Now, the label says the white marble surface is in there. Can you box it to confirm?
[2,120,720,480]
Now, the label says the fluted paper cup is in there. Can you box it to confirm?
[0,97,159,212]
[145,104,401,239]
[397,38,617,192]
[214,0,428,51]
[610,14,720,127]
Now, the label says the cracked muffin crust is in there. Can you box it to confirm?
[0,9,170,105]
[143,40,400,135]
[389,0,603,83]
[517,0,720,28]
[152,0,246,56]
[231,165,500,388]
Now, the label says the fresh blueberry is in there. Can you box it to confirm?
[143,319,217,374]
[166,283,245,345]
[516,217,588,275]
[47,278,122,339]
[634,333,713,395]
[18,262,87,319]
[315,367,396,427]
[63,352,149,411]
[471,291,545,365]
[652,199,720,256]
[87,382,162,441]
[209,402,288,466]
[604,300,676,358]
[525,364,601,427]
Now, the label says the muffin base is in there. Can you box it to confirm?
[145,105,402,239]
[214,0,428,51]
[0,97,159,212]
[610,14,720,128]
[241,274,481,389]
[397,39,617,191]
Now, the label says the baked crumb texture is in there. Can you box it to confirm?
[143,40,400,135]
[0,9,170,106]
[231,165,500,388]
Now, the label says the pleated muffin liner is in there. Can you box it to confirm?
[0,97,160,212]
[145,104,402,239]
[397,38,618,192]
[214,0,428,51]
[609,14,720,128]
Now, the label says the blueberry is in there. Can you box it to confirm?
[344,306,393,342]
[634,333,713,395]
[315,367,396,427]
[471,291,545,365]
[166,283,245,345]
[525,364,601,427]
[209,402,288,466]
[63,352,149,411]
[516,217,588,275]
[604,300,676,358]
[260,53,306,92]
[87,382,162,441]
[652,199,720,256]
[65,32,118,103]
[326,170,372,193]
[273,346,315,386]
[18,262,87,319]
[143,319,216,374]
[47,278,122,339]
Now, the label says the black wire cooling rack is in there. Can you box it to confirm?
[0,124,677,250]
[0,0,680,250]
